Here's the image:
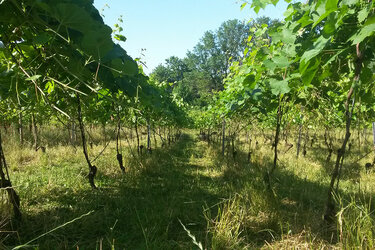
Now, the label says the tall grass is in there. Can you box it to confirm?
[205,194,246,249]
[336,194,375,248]
[1,126,375,248]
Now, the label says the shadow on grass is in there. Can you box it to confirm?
[204,139,375,248]
[5,134,226,249]
[5,134,375,249]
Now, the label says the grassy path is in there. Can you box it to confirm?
[4,131,375,249]
[6,133,232,249]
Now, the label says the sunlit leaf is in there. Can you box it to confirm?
[269,78,290,96]
[349,17,375,44]
[300,36,329,63]
[26,75,42,81]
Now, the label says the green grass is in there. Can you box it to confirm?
[1,127,375,249]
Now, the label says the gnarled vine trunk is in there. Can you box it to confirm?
[271,95,283,175]
[31,113,38,151]
[77,96,97,189]
[147,121,152,153]
[324,44,362,222]
[135,114,140,155]
[222,119,226,156]
[0,131,22,220]
[264,95,284,189]
[116,112,125,173]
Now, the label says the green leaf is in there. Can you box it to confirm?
[271,0,279,6]
[325,0,338,13]
[45,80,55,94]
[284,5,295,18]
[26,75,42,81]
[81,26,113,59]
[284,44,297,57]
[323,13,337,35]
[114,34,127,42]
[264,59,277,71]
[52,4,92,32]
[269,30,282,43]
[349,17,375,44]
[289,73,301,79]
[312,0,338,28]
[244,47,249,56]
[33,33,51,45]
[270,27,296,44]
[243,74,256,89]
[299,57,321,85]
[298,13,314,27]
[300,36,329,63]
[341,0,357,6]
[272,56,290,68]
[360,66,373,84]
[251,0,272,13]
[122,58,139,76]
[357,8,369,23]
[281,27,296,44]
[269,79,290,96]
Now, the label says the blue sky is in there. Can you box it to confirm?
[93,0,288,74]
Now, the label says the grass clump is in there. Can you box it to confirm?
[336,194,375,249]
[205,194,247,249]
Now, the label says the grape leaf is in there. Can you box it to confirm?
[300,36,329,63]
[299,57,321,85]
[357,7,369,23]
[349,17,375,44]
[269,79,290,96]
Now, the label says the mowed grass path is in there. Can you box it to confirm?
[5,133,234,249]
[4,131,375,249]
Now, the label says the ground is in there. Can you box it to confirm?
[1,128,375,249]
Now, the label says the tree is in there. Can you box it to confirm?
[186,19,250,92]
[150,56,189,90]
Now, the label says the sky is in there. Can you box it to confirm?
[93,0,288,75]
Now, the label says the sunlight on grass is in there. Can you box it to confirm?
[1,128,375,249]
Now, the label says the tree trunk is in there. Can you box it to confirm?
[135,115,140,155]
[303,131,307,157]
[297,121,302,158]
[232,134,236,159]
[324,44,362,223]
[31,113,38,151]
[264,95,284,188]
[147,121,152,153]
[77,96,97,189]
[222,119,226,156]
[18,112,23,146]
[271,95,283,175]
[0,131,22,220]
[116,113,125,173]
[70,119,76,146]
[357,97,361,153]
[247,131,252,162]
[207,127,210,144]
